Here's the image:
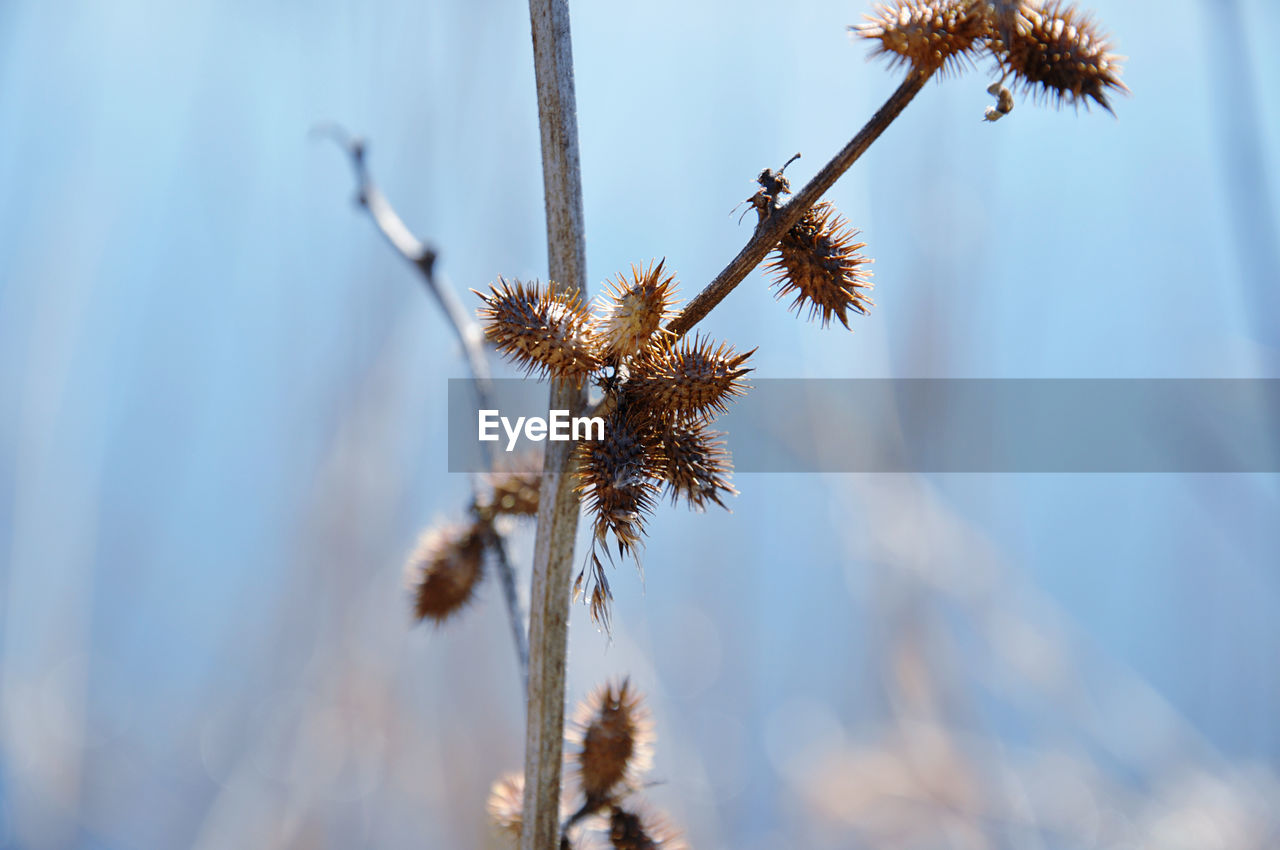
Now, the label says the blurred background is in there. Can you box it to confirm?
[2,0,1278,847]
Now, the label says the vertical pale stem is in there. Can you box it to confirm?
[523,0,587,847]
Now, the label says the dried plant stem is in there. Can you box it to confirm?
[524,0,589,847]
[667,68,934,338]
[319,126,529,691]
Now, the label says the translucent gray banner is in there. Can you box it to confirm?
[447,379,1280,473]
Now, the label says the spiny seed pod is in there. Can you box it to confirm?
[767,201,873,330]
[609,806,686,850]
[487,773,524,838]
[477,455,543,522]
[573,407,665,626]
[475,276,601,382]
[594,260,677,363]
[406,522,485,623]
[574,407,663,559]
[659,422,735,511]
[1001,1,1127,112]
[856,0,992,76]
[568,679,654,804]
[629,334,753,420]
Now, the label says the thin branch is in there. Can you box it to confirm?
[667,69,934,338]
[523,0,589,846]
[315,124,492,384]
[317,124,529,693]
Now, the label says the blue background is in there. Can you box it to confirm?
[2,0,1278,847]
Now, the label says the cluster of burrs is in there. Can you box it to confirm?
[408,231,878,629]
[475,263,751,627]
[408,0,1126,634]
[489,679,684,850]
[856,0,1127,119]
